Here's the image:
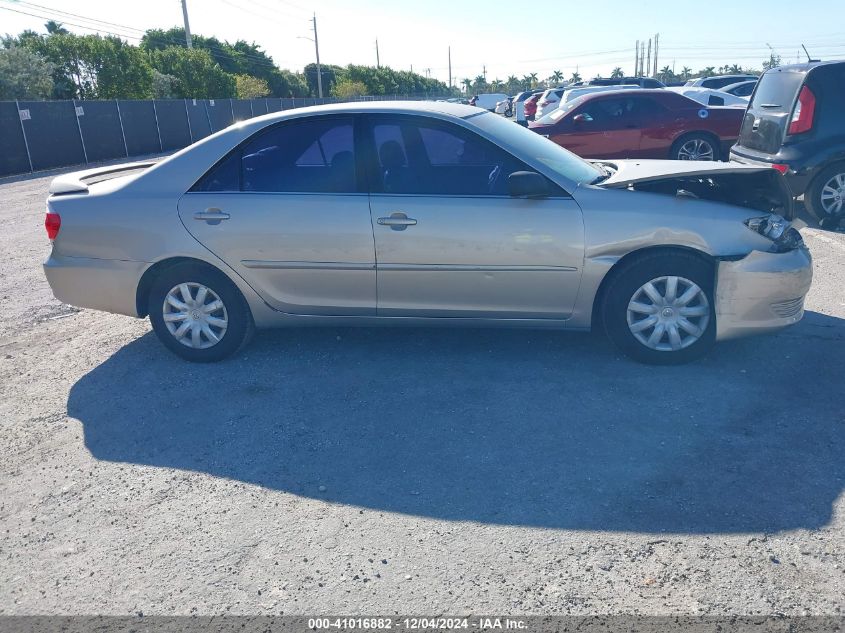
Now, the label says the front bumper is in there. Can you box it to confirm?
[43,254,148,318]
[715,246,813,340]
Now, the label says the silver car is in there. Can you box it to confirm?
[43,102,812,364]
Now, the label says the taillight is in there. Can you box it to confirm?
[45,212,61,240]
[771,163,790,174]
[788,85,816,135]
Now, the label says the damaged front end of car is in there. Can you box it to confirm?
[597,160,812,340]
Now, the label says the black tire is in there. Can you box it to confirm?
[601,251,716,365]
[804,162,845,223]
[148,262,254,362]
[670,133,720,161]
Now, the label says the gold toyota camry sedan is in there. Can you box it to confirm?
[43,101,812,364]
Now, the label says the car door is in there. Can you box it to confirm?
[177,115,376,316]
[364,114,584,319]
[550,96,644,158]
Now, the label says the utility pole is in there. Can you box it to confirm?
[448,46,452,88]
[483,64,487,81]
[180,0,193,48]
[653,33,659,77]
[634,41,639,77]
[640,41,646,77]
[312,13,322,98]
[375,39,380,68]
[646,38,652,77]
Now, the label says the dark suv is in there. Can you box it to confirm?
[730,60,845,224]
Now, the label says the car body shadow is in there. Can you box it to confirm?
[68,311,845,533]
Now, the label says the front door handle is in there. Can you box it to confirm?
[193,208,230,224]
[377,212,417,231]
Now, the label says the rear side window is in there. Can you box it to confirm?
[750,71,805,112]
[192,117,357,193]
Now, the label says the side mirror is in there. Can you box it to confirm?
[573,113,593,123]
[508,171,549,199]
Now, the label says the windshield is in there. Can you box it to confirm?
[534,96,586,125]
[470,111,602,185]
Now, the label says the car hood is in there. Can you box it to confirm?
[593,159,773,189]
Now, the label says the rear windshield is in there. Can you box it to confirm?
[750,71,805,112]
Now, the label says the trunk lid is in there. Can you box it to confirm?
[48,160,159,195]
[736,68,806,154]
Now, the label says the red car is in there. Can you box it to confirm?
[529,90,745,161]
[523,93,540,120]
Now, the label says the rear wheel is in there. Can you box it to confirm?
[805,163,845,225]
[148,263,254,362]
[602,252,716,365]
[671,134,719,161]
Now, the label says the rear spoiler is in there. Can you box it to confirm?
[48,160,158,195]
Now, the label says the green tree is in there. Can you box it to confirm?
[21,32,152,98]
[570,70,582,83]
[0,46,54,99]
[610,67,624,78]
[681,66,692,80]
[235,73,270,98]
[45,21,68,35]
[550,69,564,84]
[763,54,781,70]
[151,70,178,98]
[151,47,235,98]
[332,79,367,99]
[461,77,472,94]
[699,66,716,77]
[505,75,519,93]
[657,65,675,84]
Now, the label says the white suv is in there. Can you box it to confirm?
[536,88,565,118]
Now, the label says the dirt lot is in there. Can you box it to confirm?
[1,164,844,616]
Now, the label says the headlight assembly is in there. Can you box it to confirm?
[744,214,804,252]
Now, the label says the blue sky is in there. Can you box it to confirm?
[2,0,844,85]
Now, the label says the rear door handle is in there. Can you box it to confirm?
[377,212,417,231]
[193,208,230,224]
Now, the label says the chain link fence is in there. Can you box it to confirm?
[0,94,450,178]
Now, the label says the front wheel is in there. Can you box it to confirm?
[148,263,254,362]
[671,134,719,161]
[601,252,716,365]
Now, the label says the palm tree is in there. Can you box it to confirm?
[506,75,519,92]
[728,64,743,74]
[461,78,472,94]
[491,78,502,91]
[473,74,486,92]
[570,71,582,83]
[550,70,564,85]
[658,65,673,83]
[45,20,68,35]
[681,66,692,80]
[700,66,716,77]
[528,72,538,87]
[610,67,624,79]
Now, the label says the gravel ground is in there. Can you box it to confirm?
[1,164,844,617]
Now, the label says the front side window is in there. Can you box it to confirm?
[192,116,357,193]
[369,117,532,196]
